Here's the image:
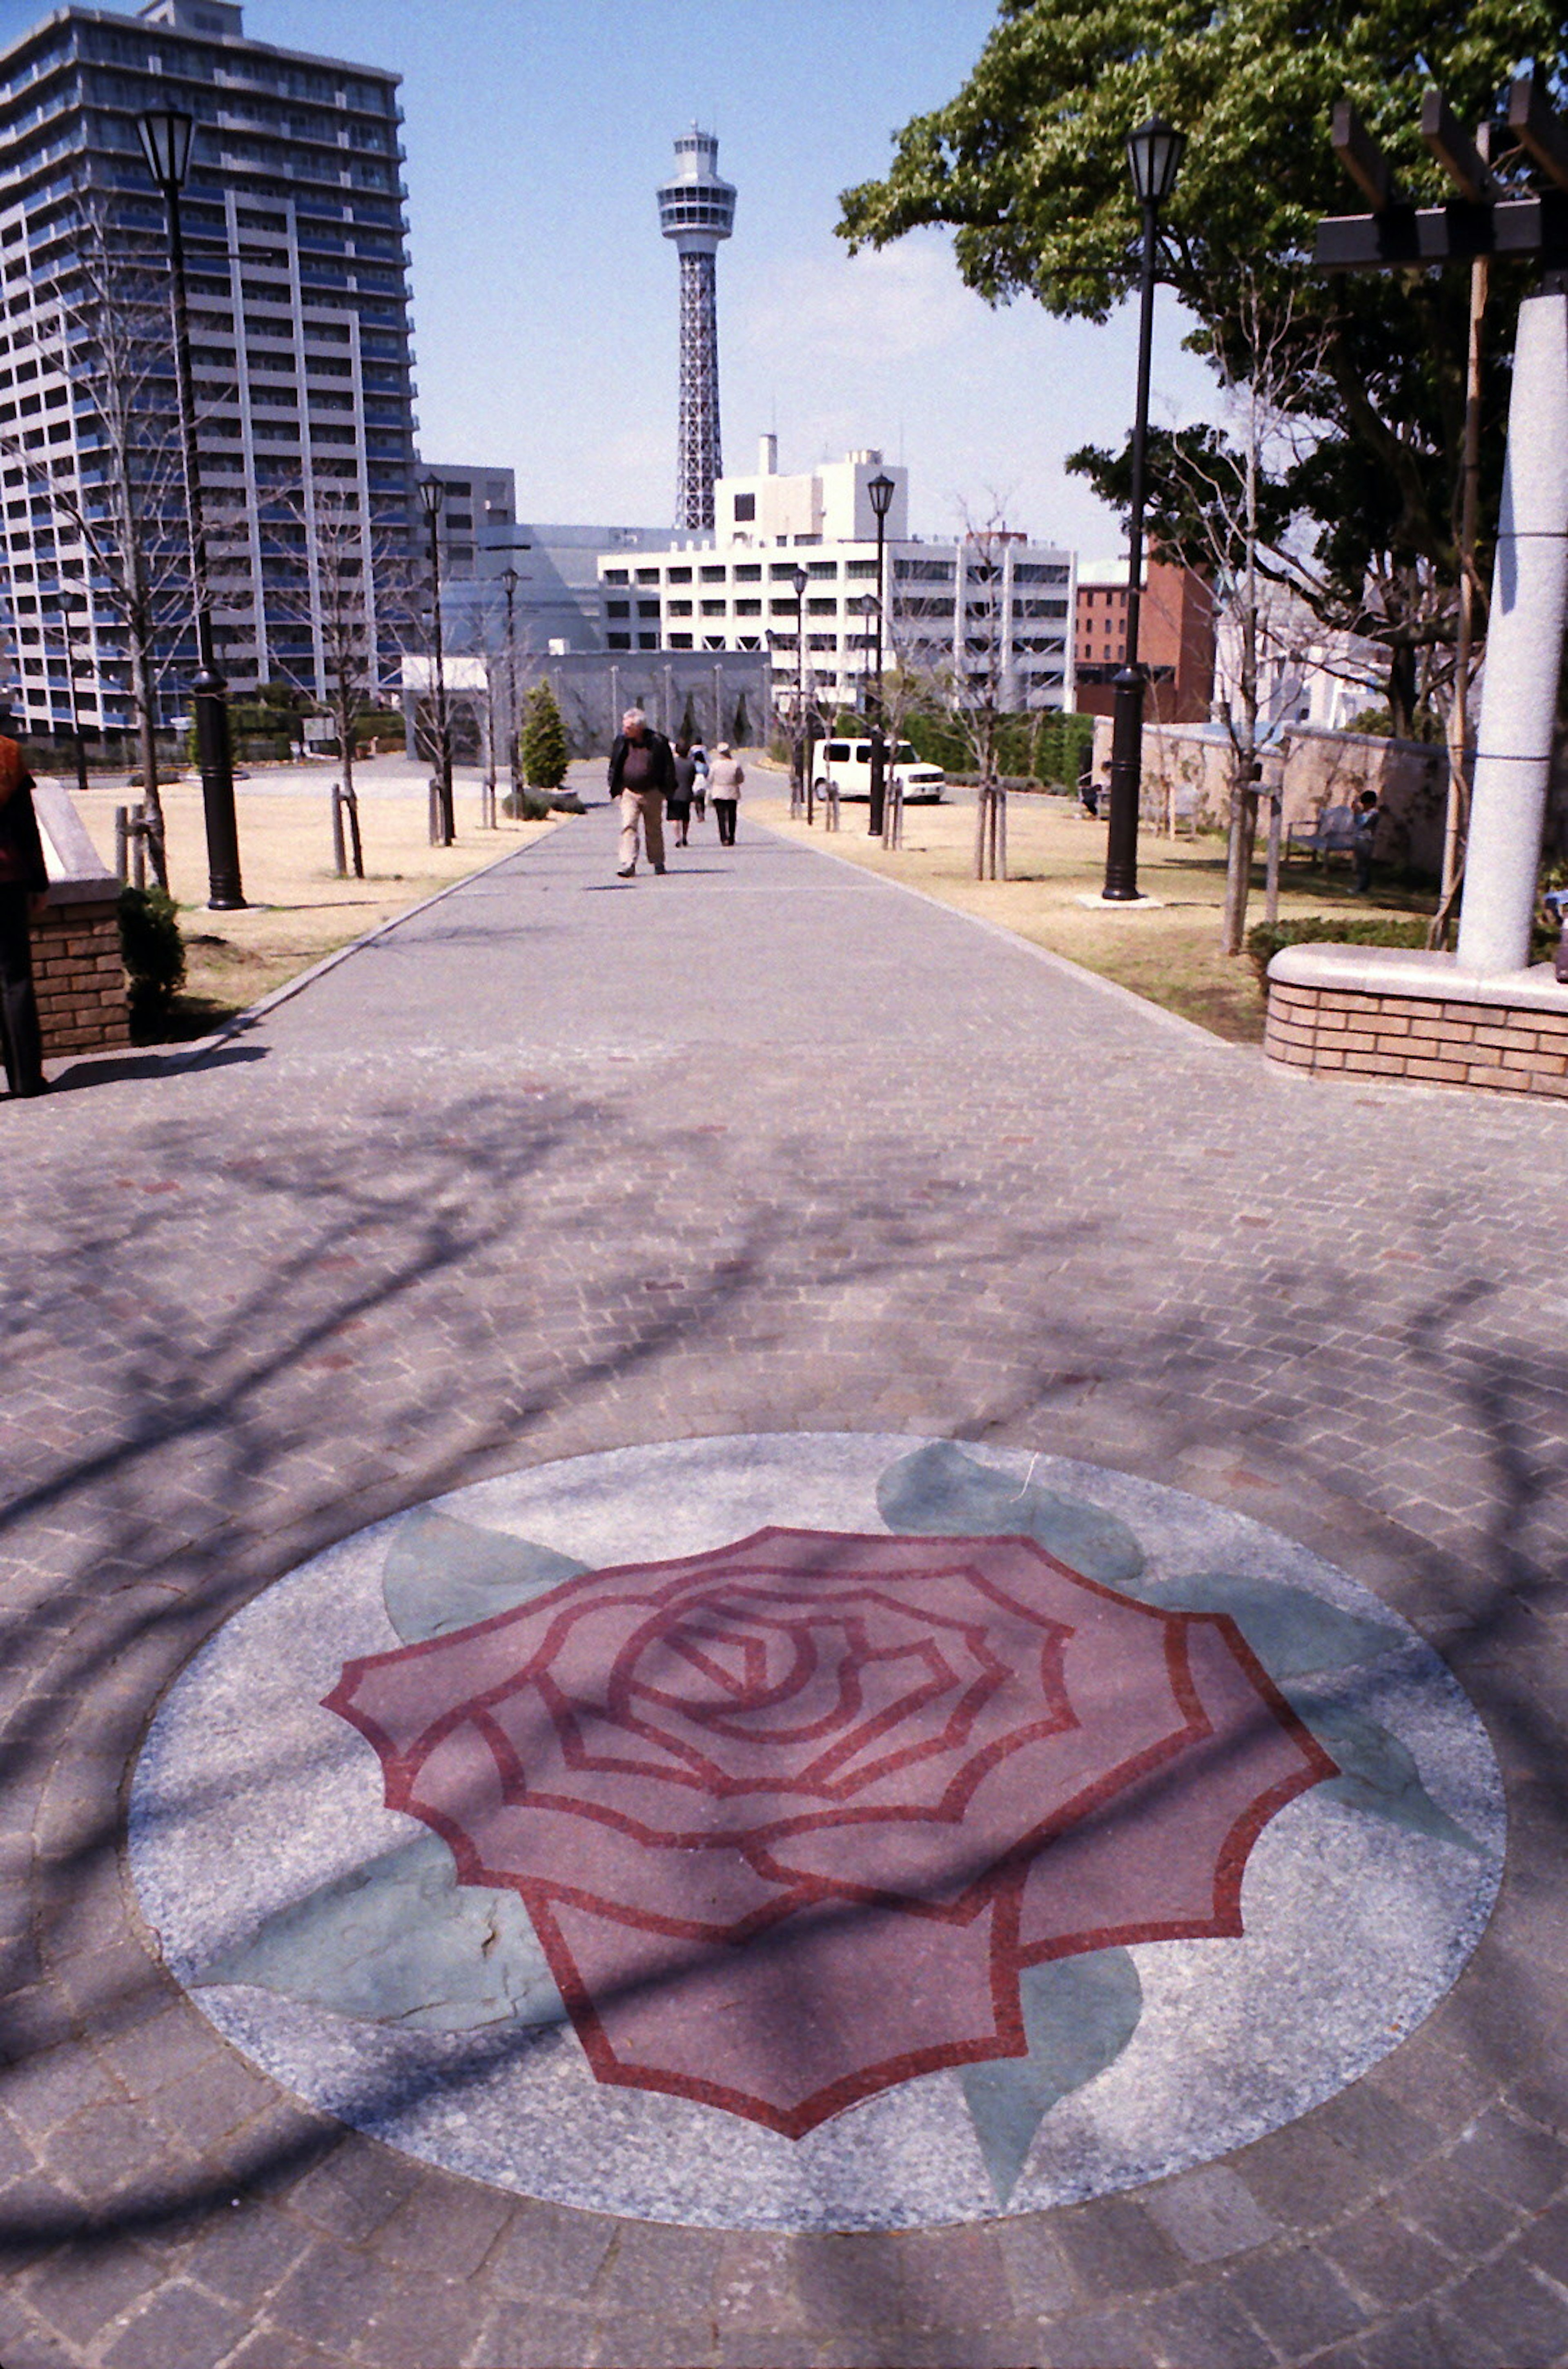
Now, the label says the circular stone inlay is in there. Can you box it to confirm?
[129,1435,1504,2231]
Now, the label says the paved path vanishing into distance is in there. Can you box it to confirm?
[2,776,1568,2369]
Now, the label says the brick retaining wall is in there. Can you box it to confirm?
[33,894,130,1059]
[1266,975,1568,1098]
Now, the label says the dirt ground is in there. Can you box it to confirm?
[70,756,557,1032]
[748,782,1436,1043]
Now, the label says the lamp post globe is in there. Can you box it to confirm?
[1101,118,1185,903]
[419,475,454,845]
[138,104,244,907]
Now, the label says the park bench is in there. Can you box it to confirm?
[1287,803,1359,867]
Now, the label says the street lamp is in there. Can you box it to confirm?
[499,565,521,812]
[791,562,809,822]
[866,470,895,837]
[137,105,245,907]
[1102,115,1186,902]
[52,591,89,796]
[417,474,454,845]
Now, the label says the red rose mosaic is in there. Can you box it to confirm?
[326,1528,1336,2137]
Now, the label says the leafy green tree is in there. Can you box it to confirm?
[838,0,1552,731]
[520,679,568,789]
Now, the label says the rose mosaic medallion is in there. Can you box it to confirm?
[131,1436,1504,2231]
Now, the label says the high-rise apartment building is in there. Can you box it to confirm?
[0,0,416,740]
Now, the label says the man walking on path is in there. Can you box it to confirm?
[0,699,49,1099]
[607,708,675,878]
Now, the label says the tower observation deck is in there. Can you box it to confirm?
[658,127,736,530]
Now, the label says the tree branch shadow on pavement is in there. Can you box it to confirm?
[0,1068,1565,2363]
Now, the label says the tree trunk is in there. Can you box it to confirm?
[337,682,363,878]
[130,627,167,891]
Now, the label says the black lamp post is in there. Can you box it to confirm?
[500,565,521,811]
[866,470,895,836]
[1102,115,1185,903]
[138,105,245,908]
[418,474,454,845]
[792,562,809,822]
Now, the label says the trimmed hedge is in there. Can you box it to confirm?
[1245,916,1428,996]
[117,885,186,1028]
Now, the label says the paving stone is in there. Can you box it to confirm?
[361,2269,494,2367]
[1441,2255,1568,2367]
[1448,2105,1568,2211]
[1143,2280,1279,2368]
[994,2219,1079,2315]
[1320,2211,1457,2311]
[1393,2155,1519,2258]
[1030,2304,1162,2367]
[101,2279,252,2369]
[1141,2167,1283,2266]
[278,2142,422,2243]
[1050,2195,1186,2298]
[20,2241,161,2345]
[180,2204,313,2308]
[1221,2247,1367,2356]
[367,2172,515,2279]
[486,2202,617,2303]
[472,2299,598,2368]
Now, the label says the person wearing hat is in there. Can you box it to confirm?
[0,698,49,1098]
[707,740,744,847]
[606,707,677,878]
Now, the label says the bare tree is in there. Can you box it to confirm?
[893,513,1016,878]
[259,470,410,876]
[0,191,197,883]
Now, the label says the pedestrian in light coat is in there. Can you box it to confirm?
[708,742,744,848]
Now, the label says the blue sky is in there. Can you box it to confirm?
[2,0,1224,553]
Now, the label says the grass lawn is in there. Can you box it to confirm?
[70,765,557,1038]
[750,783,1438,1043]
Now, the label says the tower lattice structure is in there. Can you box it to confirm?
[658,128,736,531]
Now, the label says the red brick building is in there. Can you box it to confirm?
[1074,558,1215,723]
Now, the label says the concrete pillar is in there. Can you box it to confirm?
[1457,291,1568,975]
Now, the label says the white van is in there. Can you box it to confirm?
[812,737,945,805]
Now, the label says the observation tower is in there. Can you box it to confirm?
[657,127,736,530]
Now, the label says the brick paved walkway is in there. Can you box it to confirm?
[3,780,1567,2368]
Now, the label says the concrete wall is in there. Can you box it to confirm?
[1090,718,1448,873]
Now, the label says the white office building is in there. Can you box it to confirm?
[596,441,1076,713]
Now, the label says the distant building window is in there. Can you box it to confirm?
[604,568,629,585]
[666,566,693,584]
[845,559,878,577]
[668,599,693,617]
[734,599,761,616]
[668,633,693,649]
[700,565,726,583]
[637,601,660,619]
[807,560,837,579]
[700,599,725,617]
[607,632,631,649]
[638,632,658,649]
[636,568,659,584]
[733,563,761,582]
[733,492,755,521]
[606,601,630,619]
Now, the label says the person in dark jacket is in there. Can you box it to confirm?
[606,708,677,877]
[0,700,49,1097]
[668,739,697,847]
